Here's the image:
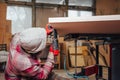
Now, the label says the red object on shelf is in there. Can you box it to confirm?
[84,65,98,76]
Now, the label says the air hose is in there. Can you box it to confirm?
[63,55,89,80]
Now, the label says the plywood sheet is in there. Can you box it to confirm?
[70,55,85,67]
[69,46,88,55]
[49,15,120,36]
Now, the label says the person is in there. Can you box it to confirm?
[5,25,56,80]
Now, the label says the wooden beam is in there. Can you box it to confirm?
[6,1,94,11]
[35,3,94,11]
[68,5,94,11]
[92,0,96,15]
[49,15,120,37]
[32,0,36,27]
[65,0,69,17]
[6,1,32,6]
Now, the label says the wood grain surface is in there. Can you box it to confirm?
[49,15,120,36]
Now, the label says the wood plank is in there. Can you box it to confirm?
[70,55,86,67]
[49,15,120,36]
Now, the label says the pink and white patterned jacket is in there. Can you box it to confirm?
[5,33,55,80]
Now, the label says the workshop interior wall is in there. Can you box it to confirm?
[96,0,120,15]
[0,0,117,69]
[36,7,64,28]
[0,3,12,51]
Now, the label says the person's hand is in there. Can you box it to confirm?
[49,44,59,56]
[49,45,54,53]
[46,24,53,35]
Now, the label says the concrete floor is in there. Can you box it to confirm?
[0,68,108,80]
[0,72,95,80]
[52,69,108,80]
[0,72,5,80]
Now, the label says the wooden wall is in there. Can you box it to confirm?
[0,2,12,51]
[96,0,120,15]
[35,0,120,27]
[36,7,64,27]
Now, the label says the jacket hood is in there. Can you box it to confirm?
[19,28,47,54]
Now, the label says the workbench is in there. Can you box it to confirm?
[48,15,120,80]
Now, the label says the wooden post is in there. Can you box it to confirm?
[32,0,36,27]
[65,0,69,17]
[92,0,96,15]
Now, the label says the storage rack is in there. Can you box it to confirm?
[64,33,120,80]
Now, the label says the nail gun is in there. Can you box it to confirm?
[47,24,59,56]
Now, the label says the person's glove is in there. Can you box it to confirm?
[46,24,53,35]
[49,44,59,56]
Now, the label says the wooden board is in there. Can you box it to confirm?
[70,55,85,67]
[49,15,120,36]
[69,46,88,55]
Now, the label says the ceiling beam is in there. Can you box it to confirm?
[6,1,95,11]
[68,5,94,11]
[6,1,32,6]
[35,3,94,11]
